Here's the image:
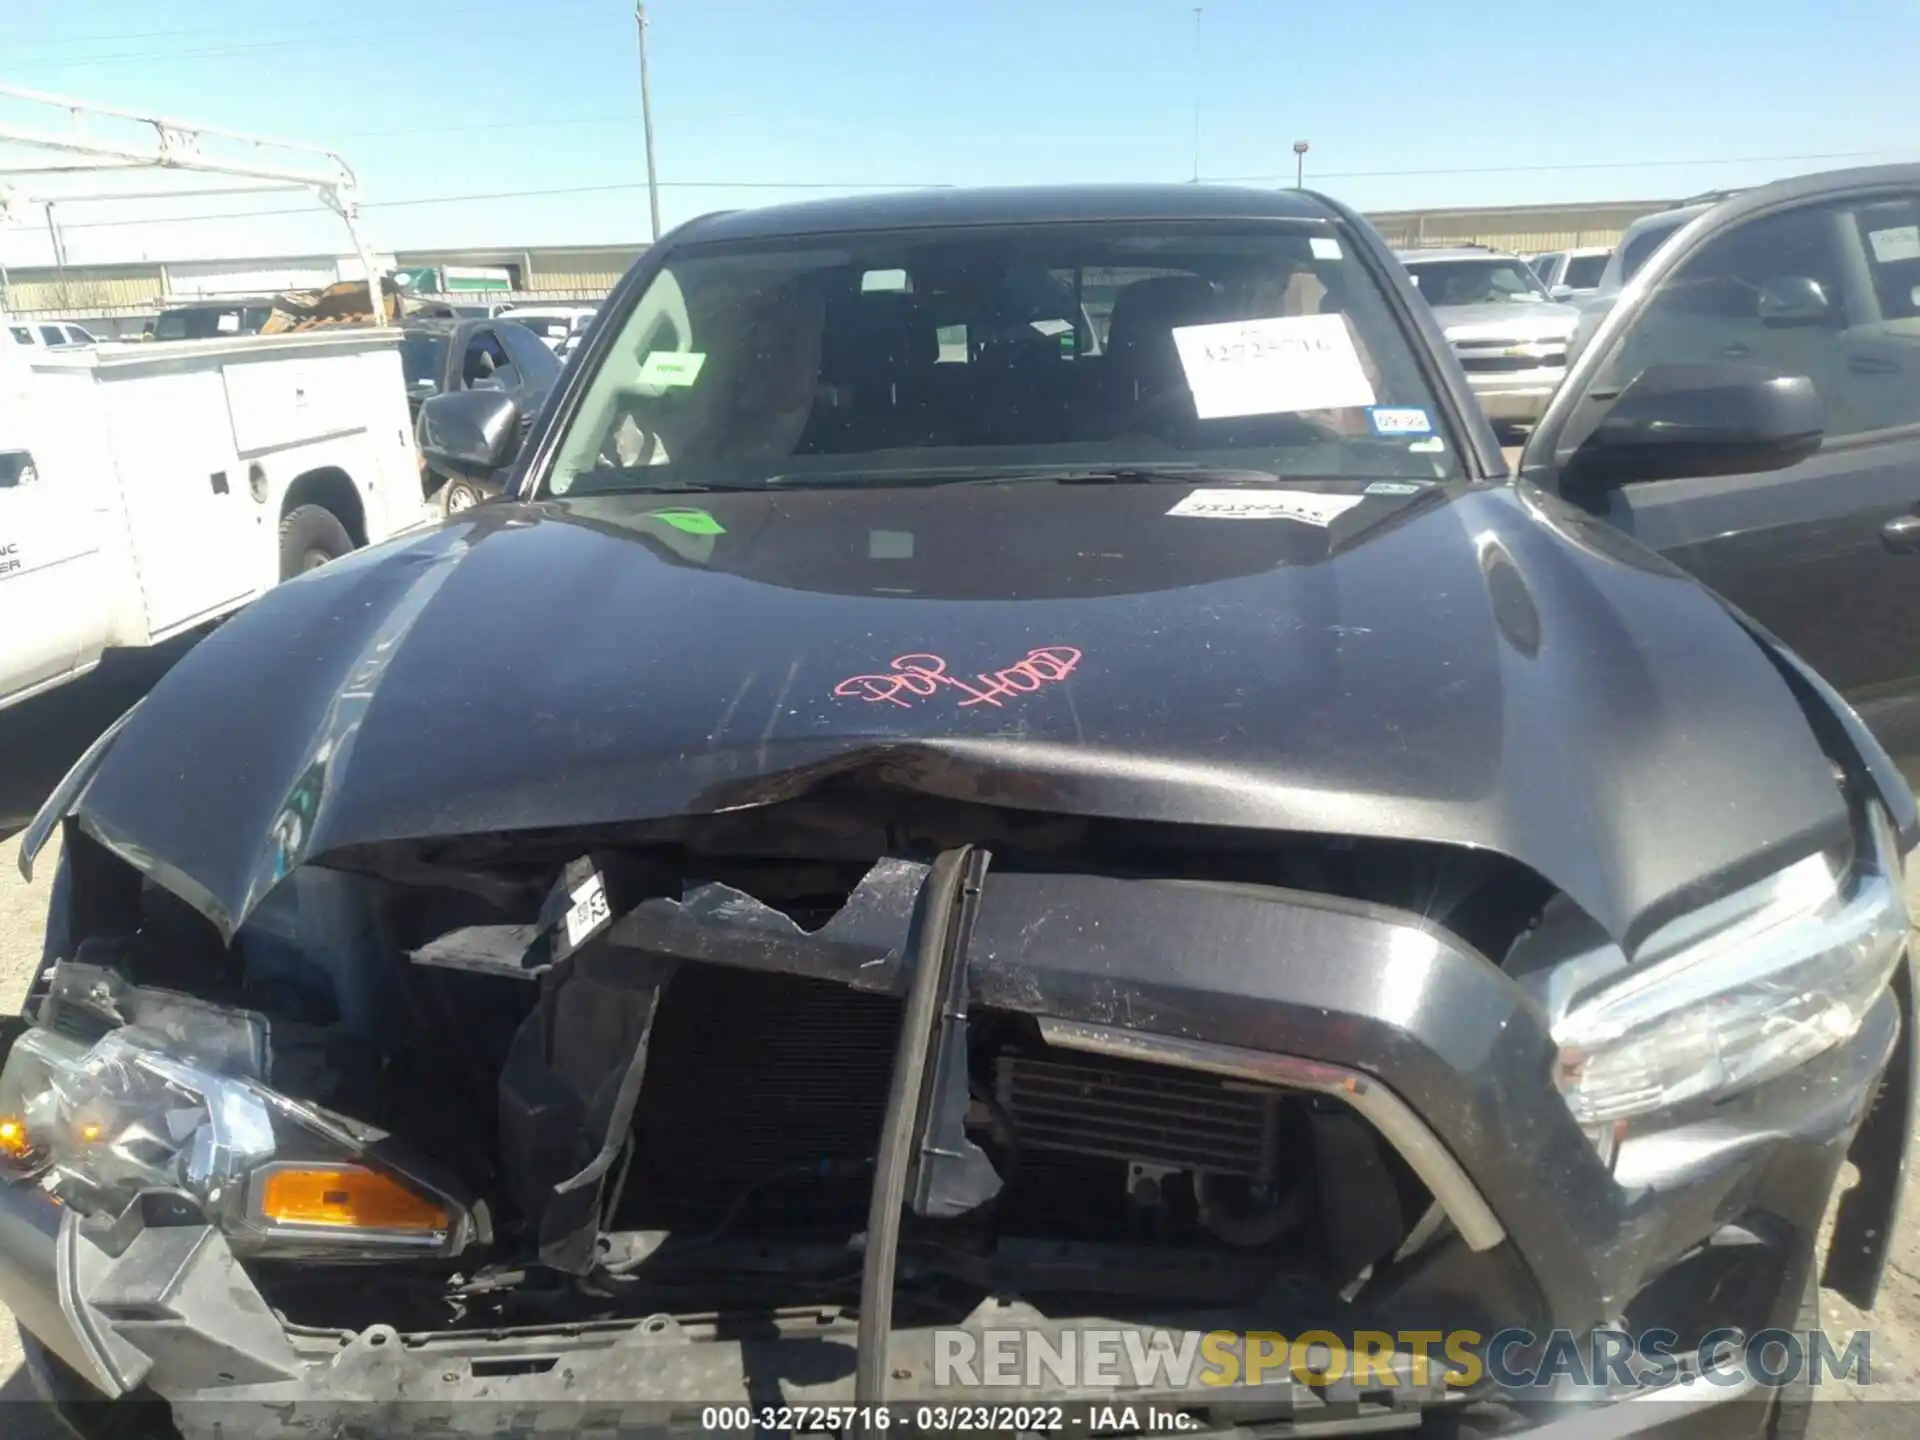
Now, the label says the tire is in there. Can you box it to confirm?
[1764,1263,1819,1440]
[440,475,489,518]
[18,1328,181,1440]
[277,505,354,580]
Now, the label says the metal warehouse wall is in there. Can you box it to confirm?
[1367,199,1675,253]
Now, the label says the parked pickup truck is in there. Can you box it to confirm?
[6,175,1918,1440]
[0,326,429,710]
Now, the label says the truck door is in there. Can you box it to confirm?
[0,448,106,707]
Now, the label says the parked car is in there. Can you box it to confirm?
[1528,164,1920,774]
[400,315,562,514]
[2,318,100,350]
[1529,246,1613,301]
[0,323,429,710]
[1395,244,1583,426]
[8,178,1916,1440]
[494,303,596,353]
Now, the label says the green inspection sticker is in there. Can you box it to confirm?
[645,507,726,536]
[637,350,706,386]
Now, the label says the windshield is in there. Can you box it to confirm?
[545,221,1462,498]
[151,307,259,341]
[1562,253,1609,289]
[1401,258,1549,307]
[401,332,449,386]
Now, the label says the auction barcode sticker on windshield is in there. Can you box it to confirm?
[1171,313,1377,419]
[1168,488,1366,525]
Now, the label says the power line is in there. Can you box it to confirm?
[42,179,952,231]
[1204,146,1917,184]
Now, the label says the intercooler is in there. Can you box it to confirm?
[616,964,1299,1239]
[992,1053,1282,1178]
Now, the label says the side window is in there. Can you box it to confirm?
[497,322,562,390]
[1856,198,1920,321]
[10,326,36,346]
[38,325,65,347]
[463,331,516,390]
[1584,196,1920,450]
[1601,203,1848,411]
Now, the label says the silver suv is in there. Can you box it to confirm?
[1395,245,1582,426]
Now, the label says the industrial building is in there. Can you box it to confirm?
[0,198,1676,325]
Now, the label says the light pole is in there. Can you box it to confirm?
[1292,140,1310,190]
[635,3,662,241]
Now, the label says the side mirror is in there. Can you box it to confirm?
[1566,362,1822,491]
[419,389,521,477]
[1758,275,1835,327]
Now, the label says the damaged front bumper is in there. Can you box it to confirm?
[1,848,1911,1439]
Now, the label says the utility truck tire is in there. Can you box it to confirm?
[279,505,354,579]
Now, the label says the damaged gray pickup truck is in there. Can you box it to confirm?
[4,182,1917,1440]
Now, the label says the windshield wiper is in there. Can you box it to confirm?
[562,474,762,495]
[762,465,1291,489]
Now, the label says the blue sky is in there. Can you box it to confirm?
[4,0,1918,266]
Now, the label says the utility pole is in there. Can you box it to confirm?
[45,201,69,308]
[1190,8,1203,182]
[1292,140,1310,190]
[635,3,662,241]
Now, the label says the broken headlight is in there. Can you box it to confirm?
[1552,802,1908,1127]
[0,1022,472,1259]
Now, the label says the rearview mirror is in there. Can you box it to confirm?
[1565,362,1822,492]
[419,389,521,478]
[1758,276,1835,327]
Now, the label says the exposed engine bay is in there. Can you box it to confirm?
[16,791,1554,1353]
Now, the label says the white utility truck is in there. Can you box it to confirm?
[0,85,433,710]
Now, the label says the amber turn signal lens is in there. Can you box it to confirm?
[257,1165,447,1233]
[0,1118,31,1159]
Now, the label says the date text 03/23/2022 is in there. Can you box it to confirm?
[699,1404,1202,1433]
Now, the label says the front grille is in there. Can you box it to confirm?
[1460,352,1566,373]
[994,1053,1281,1177]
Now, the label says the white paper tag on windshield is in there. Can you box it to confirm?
[1310,237,1343,260]
[563,872,612,948]
[1167,488,1366,525]
[1171,313,1377,419]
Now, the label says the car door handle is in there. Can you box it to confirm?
[1881,514,1920,552]
[1719,343,1754,360]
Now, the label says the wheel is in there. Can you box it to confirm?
[17,1328,181,1439]
[277,505,353,580]
[440,475,489,517]
[1763,1265,1818,1440]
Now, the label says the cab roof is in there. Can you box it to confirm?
[677,184,1345,244]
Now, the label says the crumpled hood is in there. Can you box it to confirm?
[61,479,1845,947]
[1435,301,1582,342]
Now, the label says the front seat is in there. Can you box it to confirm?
[1103,275,1225,430]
